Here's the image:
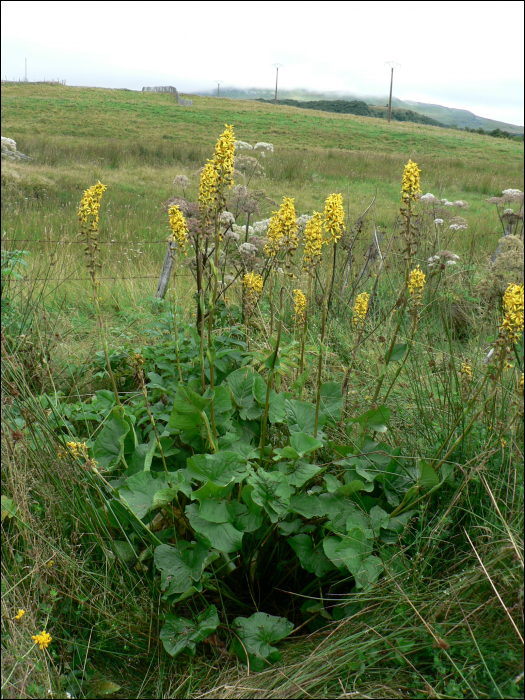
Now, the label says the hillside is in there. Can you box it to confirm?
[197,87,524,134]
[2,83,522,165]
[255,98,446,127]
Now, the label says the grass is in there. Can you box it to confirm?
[1,84,524,699]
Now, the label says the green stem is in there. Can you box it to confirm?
[259,287,285,465]
[314,245,336,438]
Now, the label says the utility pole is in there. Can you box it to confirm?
[385,62,400,123]
[215,80,223,98]
[272,63,283,105]
[25,58,27,82]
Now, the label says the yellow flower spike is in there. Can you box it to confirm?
[353,292,369,329]
[499,283,524,345]
[401,160,422,203]
[302,212,324,273]
[32,631,52,650]
[78,181,107,232]
[168,205,189,254]
[198,125,236,229]
[66,441,88,460]
[519,373,524,394]
[265,197,298,258]
[242,272,264,317]
[293,289,307,324]
[408,265,426,303]
[461,362,473,379]
[14,609,25,621]
[323,193,345,243]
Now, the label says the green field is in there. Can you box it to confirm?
[1,84,524,700]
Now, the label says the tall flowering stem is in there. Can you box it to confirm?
[299,213,323,387]
[324,193,345,310]
[314,194,345,437]
[78,182,121,405]
[371,161,422,406]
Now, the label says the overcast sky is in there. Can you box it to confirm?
[2,0,524,126]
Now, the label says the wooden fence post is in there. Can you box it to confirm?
[155,242,175,299]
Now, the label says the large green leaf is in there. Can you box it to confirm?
[268,390,287,424]
[197,497,233,524]
[186,451,251,488]
[160,605,219,658]
[93,406,136,470]
[118,471,185,519]
[349,406,391,434]
[169,385,210,431]
[319,382,343,423]
[290,432,323,457]
[154,540,218,597]
[369,505,389,537]
[418,460,439,490]
[323,527,372,573]
[186,504,244,553]
[232,612,294,672]
[386,344,408,364]
[247,470,290,523]
[286,399,325,435]
[289,493,324,518]
[354,555,383,589]
[280,460,322,488]
[229,501,263,533]
[127,441,157,475]
[288,534,335,577]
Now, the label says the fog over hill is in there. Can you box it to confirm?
[196,87,524,135]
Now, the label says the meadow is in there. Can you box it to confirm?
[1,83,524,699]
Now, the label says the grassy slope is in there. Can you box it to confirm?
[2,83,523,156]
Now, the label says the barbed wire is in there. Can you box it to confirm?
[9,274,191,282]
[2,239,170,245]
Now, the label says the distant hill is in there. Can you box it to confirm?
[196,87,524,134]
[255,98,446,127]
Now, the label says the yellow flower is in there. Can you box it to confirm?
[408,265,426,302]
[242,272,264,311]
[302,212,324,273]
[401,160,422,203]
[353,292,369,329]
[461,362,472,379]
[499,283,524,345]
[264,197,298,258]
[198,125,236,227]
[519,373,524,394]
[32,631,52,650]
[323,193,345,243]
[293,289,307,324]
[168,204,189,254]
[78,181,107,232]
[46,560,54,568]
[66,441,88,460]
[14,609,25,621]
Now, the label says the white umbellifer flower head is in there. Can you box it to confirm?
[449,223,467,231]
[420,192,436,202]
[446,260,457,265]
[173,175,191,188]
[441,198,449,203]
[253,219,270,235]
[434,218,444,225]
[235,141,253,150]
[296,214,312,231]
[220,211,235,225]
[239,242,258,256]
[225,230,240,241]
[503,208,514,215]
[232,224,246,236]
[444,201,454,207]
[502,189,522,196]
[454,200,468,207]
[254,142,274,152]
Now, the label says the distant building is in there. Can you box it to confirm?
[142,86,192,106]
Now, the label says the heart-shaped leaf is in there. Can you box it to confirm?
[232,612,294,672]
[160,605,219,658]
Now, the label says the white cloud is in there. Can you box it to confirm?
[1,0,523,125]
